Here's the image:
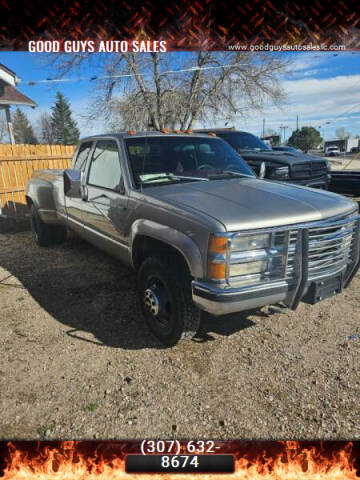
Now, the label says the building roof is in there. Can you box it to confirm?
[0,63,17,77]
[0,64,20,87]
[0,79,37,107]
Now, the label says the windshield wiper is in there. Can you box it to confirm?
[206,170,253,179]
[223,170,254,178]
[139,173,209,185]
[171,174,210,182]
[140,174,178,184]
[238,147,270,152]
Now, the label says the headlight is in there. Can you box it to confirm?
[231,256,268,276]
[269,166,289,179]
[208,232,288,285]
[231,233,270,250]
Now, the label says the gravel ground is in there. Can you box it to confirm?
[0,229,360,440]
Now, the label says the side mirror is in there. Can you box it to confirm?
[64,169,82,198]
[259,162,266,179]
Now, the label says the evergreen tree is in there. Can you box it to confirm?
[12,108,38,144]
[51,92,80,144]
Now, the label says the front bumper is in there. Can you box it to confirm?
[192,214,360,316]
[192,280,290,315]
[283,174,330,189]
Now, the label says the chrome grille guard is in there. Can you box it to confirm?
[224,212,360,310]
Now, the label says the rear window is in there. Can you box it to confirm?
[218,132,271,151]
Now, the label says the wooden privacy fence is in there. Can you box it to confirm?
[0,144,75,216]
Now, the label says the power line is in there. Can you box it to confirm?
[316,75,360,129]
[26,61,250,86]
[320,102,360,127]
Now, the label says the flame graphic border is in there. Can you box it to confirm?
[1,440,360,479]
[0,0,360,50]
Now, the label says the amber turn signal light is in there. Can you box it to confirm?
[207,235,228,280]
[208,235,228,254]
[207,262,226,280]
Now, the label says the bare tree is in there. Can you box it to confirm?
[38,112,55,144]
[49,52,289,131]
[108,90,190,131]
[336,127,351,140]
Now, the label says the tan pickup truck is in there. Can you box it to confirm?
[26,131,360,345]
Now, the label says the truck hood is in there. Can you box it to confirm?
[240,150,325,166]
[145,178,356,231]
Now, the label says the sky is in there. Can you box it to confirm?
[1,50,360,142]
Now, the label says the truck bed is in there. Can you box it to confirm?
[329,170,360,196]
[26,169,67,223]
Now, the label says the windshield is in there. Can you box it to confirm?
[125,136,255,185]
[272,146,297,152]
[217,132,271,152]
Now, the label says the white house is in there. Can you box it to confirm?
[0,64,37,144]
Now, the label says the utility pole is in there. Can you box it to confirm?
[283,126,288,143]
[262,118,265,138]
[296,115,299,131]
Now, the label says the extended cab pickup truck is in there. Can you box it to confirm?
[26,132,360,346]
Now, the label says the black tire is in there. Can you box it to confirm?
[138,254,201,346]
[30,205,67,247]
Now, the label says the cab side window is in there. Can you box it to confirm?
[87,140,122,191]
[73,141,93,171]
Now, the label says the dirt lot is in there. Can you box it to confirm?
[1,229,360,440]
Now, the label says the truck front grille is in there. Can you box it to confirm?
[307,221,356,279]
[291,161,327,180]
[286,216,358,280]
[286,231,298,278]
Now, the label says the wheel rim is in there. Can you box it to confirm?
[143,276,172,331]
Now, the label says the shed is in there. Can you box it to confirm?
[0,64,37,144]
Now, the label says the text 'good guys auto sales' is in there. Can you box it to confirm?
[28,40,168,53]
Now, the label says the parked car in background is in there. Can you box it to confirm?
[325,146,341,157]
[194,128,330,189]
[26,131,360,346]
